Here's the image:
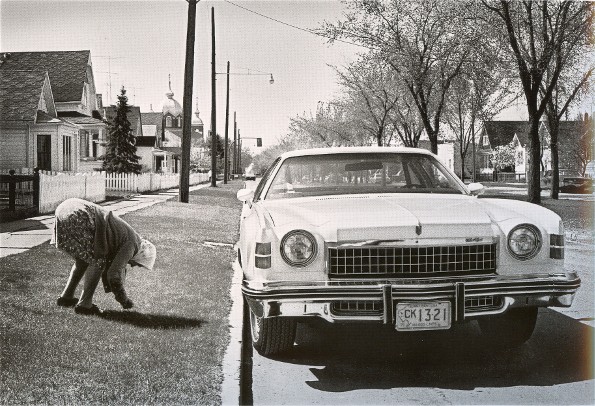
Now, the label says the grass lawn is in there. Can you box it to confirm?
[1,181,243,405]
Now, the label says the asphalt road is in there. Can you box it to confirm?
[245,194,594,405]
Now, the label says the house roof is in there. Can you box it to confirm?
[63,115,105,125]
[0,69,48,121]
[36,110,62,124]
[141,112,163,135]
[136,136,156,147]
[483,121,530,147]
[160,146,182,155]
[141,112,162,126]
[0,51,90,103]
[103,105,143,136]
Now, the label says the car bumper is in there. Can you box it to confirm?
[241,269,581,324]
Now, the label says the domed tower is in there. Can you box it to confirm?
[162,75,183,130]
[191,97,204,144]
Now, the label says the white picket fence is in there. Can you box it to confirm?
[2,167,211,215]
[105,172,209,193]
[39,172,106,214]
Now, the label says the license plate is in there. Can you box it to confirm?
[395,301,451,331]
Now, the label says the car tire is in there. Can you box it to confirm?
[249,307,296,356]
[478,307,538,347]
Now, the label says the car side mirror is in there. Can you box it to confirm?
[237,188,254,202]
[467,182,485,196]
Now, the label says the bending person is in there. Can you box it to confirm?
[53,198,156,315]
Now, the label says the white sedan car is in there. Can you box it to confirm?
[235,147,580,356]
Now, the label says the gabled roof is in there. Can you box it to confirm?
[483,121,530,147]
[103,105,143,136]
[36,110,62,124]
[0,69,48,121]
[141,112,163,126]
[0,51,90,103]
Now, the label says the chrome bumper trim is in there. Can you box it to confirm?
[242,272,580,323]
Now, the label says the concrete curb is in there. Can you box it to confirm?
[221,260,244,405]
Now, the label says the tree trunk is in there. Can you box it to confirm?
[428,128,438,154]
[527,114,541,204]
[548,113,560,200]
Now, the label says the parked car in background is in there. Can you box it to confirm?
[559,177,593,194]
[244,169,256,181]
[235,147,580,356]
[541,168,574,189]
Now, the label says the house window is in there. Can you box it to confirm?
[79,130,90,158]
[483,135,489,146]
[92,132,99,158]
[62,135,72,171]
[166,116,172,127]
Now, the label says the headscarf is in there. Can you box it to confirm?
[130,238,156,270]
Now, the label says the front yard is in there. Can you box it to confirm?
[1,182,243,404]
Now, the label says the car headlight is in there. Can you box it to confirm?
[507,224,542,260]
[280,230,317,267]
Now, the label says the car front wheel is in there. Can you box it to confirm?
[249,307,296,356]
[478,307,538,347]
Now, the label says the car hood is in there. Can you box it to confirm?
[261,194,496,241]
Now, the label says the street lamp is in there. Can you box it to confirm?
[215,63,274,183]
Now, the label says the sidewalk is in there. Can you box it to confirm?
[0,183,210,258]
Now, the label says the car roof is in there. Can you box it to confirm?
[279,146,433,159]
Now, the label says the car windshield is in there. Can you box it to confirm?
[264,152,466,200]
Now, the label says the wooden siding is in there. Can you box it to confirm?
[0,127,29,169]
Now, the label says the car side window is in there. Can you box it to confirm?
[253,158,281,202]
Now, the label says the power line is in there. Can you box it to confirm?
[223,0,373,50]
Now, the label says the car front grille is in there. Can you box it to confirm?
[328,243,497,277]
[331,300,383,316]
[465,295,503,312]
[331,296,503,317]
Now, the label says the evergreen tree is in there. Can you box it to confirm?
[102,87,142,174]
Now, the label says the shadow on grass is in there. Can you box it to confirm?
[100,310,204,329]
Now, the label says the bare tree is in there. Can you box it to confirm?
[482,0,592,203]
[322,0,475,154]
[289,102,364,148]
[539,6,594,199]
[445,59,516,180]
[334,56,400,146]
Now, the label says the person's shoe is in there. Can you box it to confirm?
[74,304,103,316]
[56,297,79,307]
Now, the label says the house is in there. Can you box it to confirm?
[0,69,78,170]
[0,50,106,172]
[479,120,586,176]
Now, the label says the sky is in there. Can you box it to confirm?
[2,0,590,152]
[0,0,363,150]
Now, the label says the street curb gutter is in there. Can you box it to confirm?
[221,260,245,405]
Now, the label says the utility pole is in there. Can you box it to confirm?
[179,0,198,203]
[224,61,230,184]
[238,128,242,173]
[233,112,237,175]
[210,7,217,187]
